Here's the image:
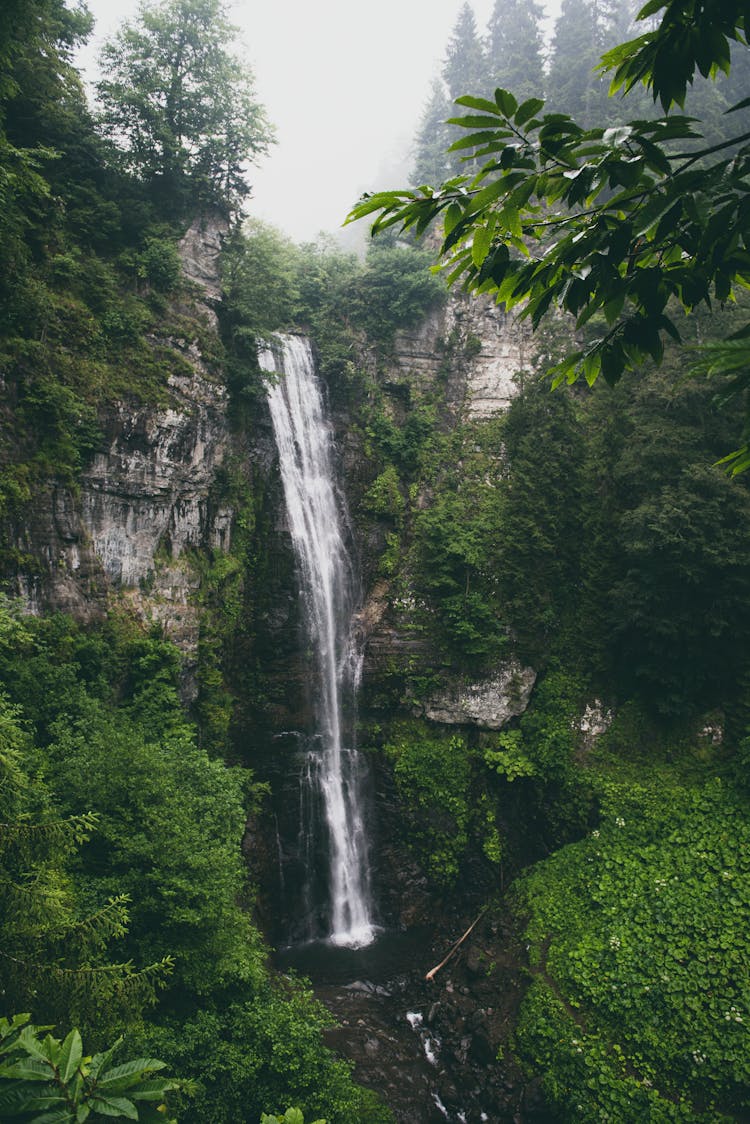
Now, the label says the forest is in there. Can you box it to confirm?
[1,0,749,1122]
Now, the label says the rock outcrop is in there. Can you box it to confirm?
[419,661,537,729]
[385,291,536,420]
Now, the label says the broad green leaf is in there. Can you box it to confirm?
[448,131,502,152]
[87,1041,122,1083]
[59,1031,83,1085]
[468,179,508,212]
[454,95,502,115]
[471,224,493,268]
[2,1058,55,1081]
[514,98,545,126]
[494,88,518,117]
[582,351,601,386]
[129,1078,175,1102]
[446,114,510,130]
[0,1086,59,1113]
[635,0,666,16]
[283,1110,305,1124]
[443,202,463,236]
[87,1095,138,1119]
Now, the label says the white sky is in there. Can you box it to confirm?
[78,0,557,243]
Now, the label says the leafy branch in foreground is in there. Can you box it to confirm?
[350,91,750,389]
[0,1012,184,1122]
[347,0,750,465]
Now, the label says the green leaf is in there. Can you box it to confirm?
[443,202,463,236]
[454,95,502,115]
[59,1031,83,1085]
[129,1079,176,1102]
[471,224,493,268]
[98,1059,166,1088]
[494,88,518,117]
[283,1110,305,1124]
[2,1058,55,1081]
[446,114,509,130]
[514,98,545,126]
[87,1095,138,1119]
[87,1041,122,1084]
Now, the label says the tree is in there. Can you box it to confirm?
[350,0,750,468]
[411,78,454,186]
[486,0,545,108]
[546,0,610,123]
[443,3,485,101]
[96,0,273,210]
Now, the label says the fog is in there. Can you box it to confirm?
[79,0,558,243]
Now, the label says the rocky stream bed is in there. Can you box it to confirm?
[276,912,553,1123]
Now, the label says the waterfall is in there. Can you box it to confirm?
[259,334,375,949]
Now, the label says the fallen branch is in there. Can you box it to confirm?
[425,908,487,982]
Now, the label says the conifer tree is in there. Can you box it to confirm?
[485,0,545,106]
[546,0,607,124]
[411,78,454,186]
[442,3,486,101]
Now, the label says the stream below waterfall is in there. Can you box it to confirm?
[275,916,540,1123]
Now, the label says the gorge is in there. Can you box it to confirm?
[3,2,750,1122]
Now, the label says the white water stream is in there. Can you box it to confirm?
[259,334,375,949]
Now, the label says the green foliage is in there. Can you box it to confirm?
[384,723,472,885]
[0,631,172,1035]
[483,669,593,851]
[146,983,391,1124]
[261,1111,324,1124]
[361,465,405,521]
[0,603,385,1123]
[406,420,509,668]
[0,1013,179,1123]
[349,0,750,463]
[348,237,447,351]
[492,378,585,664]
[515,758,750,1121]
[96,0,273,210]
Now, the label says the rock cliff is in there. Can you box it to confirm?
[8,215,236,666]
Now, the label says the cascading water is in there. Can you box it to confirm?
[259,334,375,949]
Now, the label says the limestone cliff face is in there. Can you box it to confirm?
[384,291,536,420]
[10,214,237,664]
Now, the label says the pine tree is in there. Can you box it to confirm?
[485,0,545,105]
[546,0,608,125]
[442,3,486,101]
[411,78,454,186]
